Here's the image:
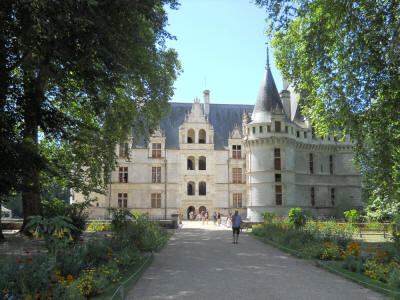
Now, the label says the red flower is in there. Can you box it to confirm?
[18,259,23,263]
[27,257,33,262]
[104,234,108,238]
[49,286,53,290]
[37,250,41,253]
[25,250,30,254]
[68,253,72,257]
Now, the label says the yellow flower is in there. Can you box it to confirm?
[3,288,10,294]
[33,293,40,299]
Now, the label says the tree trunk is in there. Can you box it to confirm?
[0,201,4,242]
[20,80,43,233]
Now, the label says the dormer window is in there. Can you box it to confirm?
[275,121,281,132]
[119,143,128,158]
[198,129,206,143]
[232,145,241,158]
[187,129,195,143]
[152,143,161,158]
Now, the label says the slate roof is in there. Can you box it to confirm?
[133,102,254,150]
[251,66,284,123]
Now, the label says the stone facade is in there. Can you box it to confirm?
[72,59,362,221]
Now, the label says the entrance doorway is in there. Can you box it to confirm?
[187,206,195,220]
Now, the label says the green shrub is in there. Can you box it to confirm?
[344,209,359,223]
[43,198,92,239]
[261,211,277,223]
[288,207,308,229]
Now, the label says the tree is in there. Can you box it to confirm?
[0,0,181,233]
[255,0,400,215]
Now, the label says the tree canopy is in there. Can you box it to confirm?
[255,0,400,216]
[0,0,181,228]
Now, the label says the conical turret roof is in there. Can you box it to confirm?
[251,50,284,123]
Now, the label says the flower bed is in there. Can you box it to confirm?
[0,210,169,299]
[252,218,400,293]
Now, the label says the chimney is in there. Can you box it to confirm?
[203,90,210,116]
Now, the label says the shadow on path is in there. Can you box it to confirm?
[127,222,387,300]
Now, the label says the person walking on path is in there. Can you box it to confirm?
[217,212,221,226]
[232,210,242,244]
[213,212,217,225]
[205,211,209,224]
[201,210,206,224]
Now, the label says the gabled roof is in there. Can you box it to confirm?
[133,103,254,150]
[251,65,284,123]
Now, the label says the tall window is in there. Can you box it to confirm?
[311,187,315,206]
[296,131,300,138]
[275,173,281,182]
[187,156,195,170]
[119,143,128,158]
[311,127,316,139]
[151,193,161,208]
[304,132,307,139]
[152,143,161,158]
[274,148,281,170]
[187,182,195,195]
[118,193,127,208]
[285,126,288,133]
[331,188,335,206]
[259,126,263,133]
[275,186,282,205]
[198,129,206,143]
[232,168,242,184]
[232,145,241,158]
[199,182,206,195]
[119,167,128,183]
[329,155,334,175]
[233,193,242,208]
[275,121,281,132]
[267,125,271,132]
[309,153,314,174]
[252,127,256,134]
[199,156,206,170]
[152,167,161,183]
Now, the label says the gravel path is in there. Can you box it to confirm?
[127,221,388,300]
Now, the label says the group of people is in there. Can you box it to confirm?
[187,209,242,244]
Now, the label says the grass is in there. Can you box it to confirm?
[317,260,400,299]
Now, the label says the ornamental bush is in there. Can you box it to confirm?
[288,207,308,229]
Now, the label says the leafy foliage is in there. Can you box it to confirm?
[0,0,181,229]
[344,209,360,223]
[261,211,277,223]
[288,207,308,229]
[255,0,400,214]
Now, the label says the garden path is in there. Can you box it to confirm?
[127,221,387,300]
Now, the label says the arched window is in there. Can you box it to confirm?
[187,182,195,195]
[198,129,206,143]
[199,182,206,195]
[199,156,206,170]
[187,156,195,170]
[187,129,195,143]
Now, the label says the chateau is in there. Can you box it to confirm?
[73,57,362,221]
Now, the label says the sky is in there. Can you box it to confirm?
[165,0,283,105]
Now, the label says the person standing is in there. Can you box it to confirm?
[205,211,209,224]
[201,210,206,224]
[213,212,217,225]
[232,210,242,244]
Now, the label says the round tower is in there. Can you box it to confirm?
[246,48,293,221]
